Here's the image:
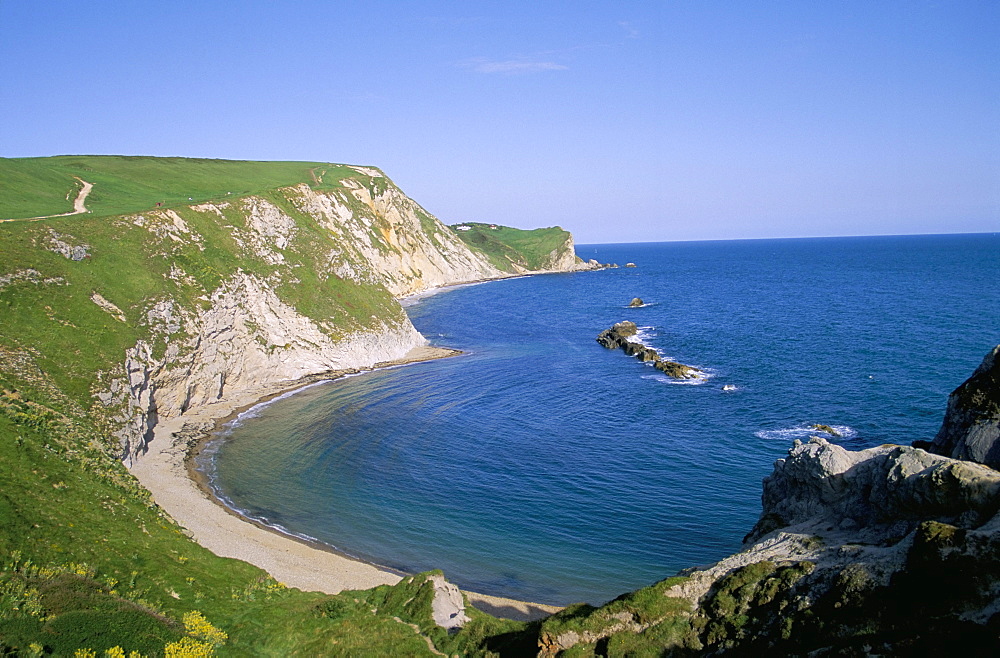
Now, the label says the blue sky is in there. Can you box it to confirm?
[2,1,997,243]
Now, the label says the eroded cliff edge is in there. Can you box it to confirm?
[0,163,596,462]
[535,345,1000,656]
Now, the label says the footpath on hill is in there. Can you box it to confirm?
[0,177,93,222]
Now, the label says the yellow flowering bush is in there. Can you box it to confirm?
[182,610,227,646]
[163,637,215,657]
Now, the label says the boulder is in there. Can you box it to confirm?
[428,573,470,632]
[916,345,1000,469]
[596,321,639,349]
[629,297,644,307]
[654,359,700,379]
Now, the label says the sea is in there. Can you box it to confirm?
[196,233,999,607]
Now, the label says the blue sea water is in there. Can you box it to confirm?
[199,234,999,606]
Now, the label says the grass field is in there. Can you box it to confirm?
[0,155,373,220]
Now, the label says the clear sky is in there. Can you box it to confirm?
[2,1,997,243]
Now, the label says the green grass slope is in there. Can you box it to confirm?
[0,156,573,655]
[450,222,571,272]
[0,155,369,220]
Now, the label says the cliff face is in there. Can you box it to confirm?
[920,345,1000,469]
[108,177,590,459]
[0,163,591,461]
[287,180,503,296]
[104,271,425,459]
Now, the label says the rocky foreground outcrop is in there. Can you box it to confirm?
[596,321,702,379]
[917,344,1000,469]
[538,350,1000,655]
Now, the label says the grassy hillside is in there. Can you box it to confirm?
[451,222,570,271]
[0,156,372,220]
[0,156,579,655]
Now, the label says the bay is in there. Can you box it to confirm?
[200,233,1000,605]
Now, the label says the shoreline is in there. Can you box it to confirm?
[130,344,561,622]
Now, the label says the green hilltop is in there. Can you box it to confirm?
[450,222,572,272]
[0,155,368,220]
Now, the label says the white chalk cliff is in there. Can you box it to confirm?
[96,169,594,460]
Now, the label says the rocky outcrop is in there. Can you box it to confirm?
[540,349,1000,654]
[596,321,701,379]
[747,437,1000,545]
[917,344,1000,469]
[628,297,643,307]
[428,573,471,632]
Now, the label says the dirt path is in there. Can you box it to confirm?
[0,177,93,222]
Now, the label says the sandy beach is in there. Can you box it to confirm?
[129,345,561,622]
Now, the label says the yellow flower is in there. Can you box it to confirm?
[163,637,214,657]
[182,610,227,646]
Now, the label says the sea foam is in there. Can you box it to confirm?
[755,425,858,441]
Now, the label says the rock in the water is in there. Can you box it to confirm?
[917,345,1000,469]
[625,262,637,268]
[596,321,701,379]
[810,424,841,437]
[654,359,699,379]
[629,297,644,307]
[596,321,639,349]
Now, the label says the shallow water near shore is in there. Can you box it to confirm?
[200,233,1000,606]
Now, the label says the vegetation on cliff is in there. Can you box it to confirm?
[2,156,998,655]
[0,156,575,655]
[450,222,575,272]
[0,156,380,220]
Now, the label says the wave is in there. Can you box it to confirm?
[640,367,714,386]
[754,424,858,441]
[222,379,336,431]
[631,326,660,352]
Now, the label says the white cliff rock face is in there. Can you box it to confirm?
[114,271,423,458]
[288,183,504,296]
[157,271,422,417]
[666,436,1000,608]
[108,179,589,460]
